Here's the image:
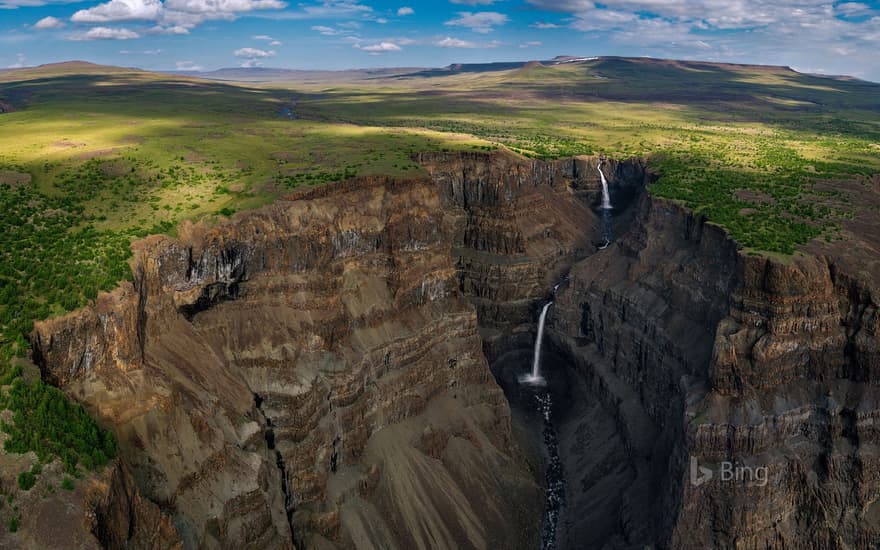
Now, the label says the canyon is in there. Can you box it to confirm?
[28,151,880,549]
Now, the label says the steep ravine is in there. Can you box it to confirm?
[29,151,880,549]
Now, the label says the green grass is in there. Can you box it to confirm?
[0,57,878,474]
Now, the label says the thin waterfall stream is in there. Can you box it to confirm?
[597,159,613,249]
[519,285,566,549]
[520,301,552,386]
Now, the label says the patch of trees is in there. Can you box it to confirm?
[1,379,116,474]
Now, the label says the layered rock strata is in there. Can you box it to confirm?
[32,169,557,549]
[547,191,880,548]
[29,149,879,550]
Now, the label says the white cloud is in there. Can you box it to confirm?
[165,0,285,14]
[261,0,371,19]
[311,25,338,35]
[69,26,141,40]
[234,46,275,57]
[434,36,478,48]
[234,46,275,67]
[357,41,401,52]
[70,0,286,35]
[72,0,163,23]
[34,16,65,29]
[150,24,192,34]
[445,11,508,33]
[0,0,81,7]
[530,21,560,29]
[176,60,203,70]
[397,6,413,15]
[269,40,282,45]
[119,48,163,53]
[520,40,542,48]
[450,0,501,4]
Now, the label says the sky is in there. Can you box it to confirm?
[2,0,880,81]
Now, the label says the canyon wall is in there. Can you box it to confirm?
[546,193,880,548]
[29,150,880,549]
[31,172,549,549]
[417,151,648,360]
[416,152,880,549]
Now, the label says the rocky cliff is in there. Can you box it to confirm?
[31,171,546,549]
[546,191,880,548]
[416,151,648,361]
[28,150,880,549]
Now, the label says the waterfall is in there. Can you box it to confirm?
[517,286,566,547]
[597,160,613,248]
[598,161,612,210]
[520,301,552,386]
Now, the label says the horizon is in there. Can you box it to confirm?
[4,56,875,84]
[2,1,880,81]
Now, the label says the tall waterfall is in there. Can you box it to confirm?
[598,161,612,210]
[597,160,613,248]
[520,301,552,386]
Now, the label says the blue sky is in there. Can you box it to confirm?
[2,0,880,80]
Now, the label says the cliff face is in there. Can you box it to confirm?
[29,151,880,549]
[547,190,880,548]
[679,251,880,549]
[32,172,544,549]
[417,151,648,360]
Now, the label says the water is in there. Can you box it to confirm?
[597,161,612,210]
[516,287,565,547]
[538,392,565,550]
[597,160,613,248]
[520,301,552,386]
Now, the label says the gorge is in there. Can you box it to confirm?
[27,150,880,549]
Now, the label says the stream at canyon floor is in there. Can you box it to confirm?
[535,390,565,549]
[518,292,567,549]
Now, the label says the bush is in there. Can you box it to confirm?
[17,471,35,491]
[8,516,18,533]
[61,477,74,491]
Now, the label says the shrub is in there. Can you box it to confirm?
[17,472,35,491]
